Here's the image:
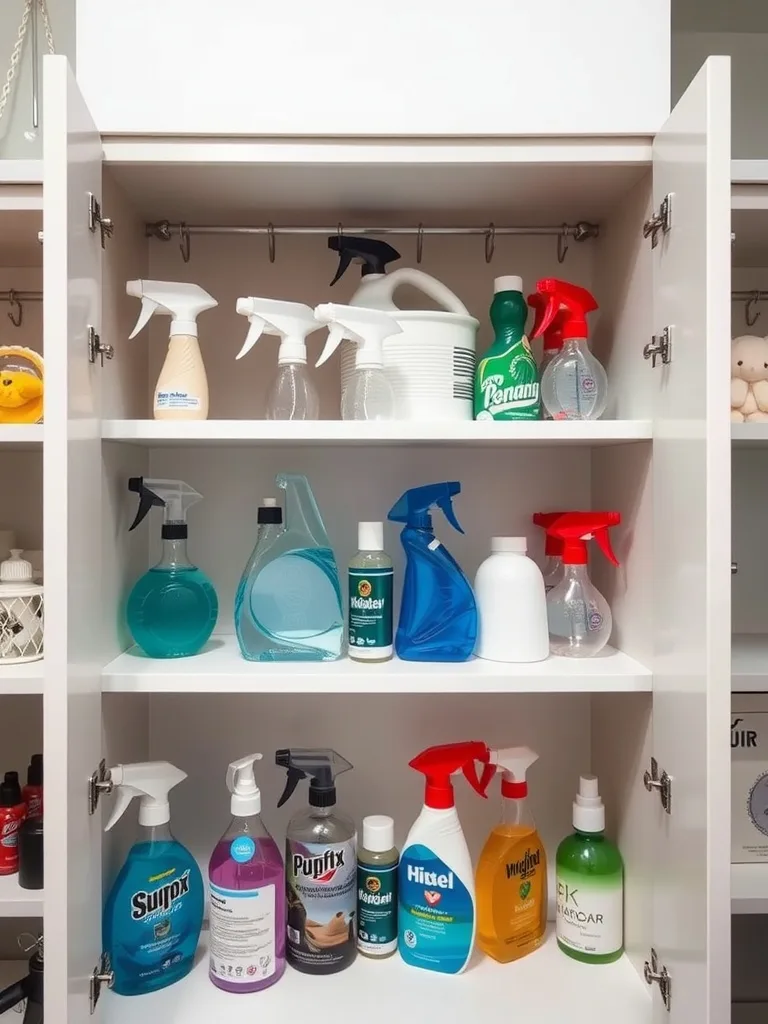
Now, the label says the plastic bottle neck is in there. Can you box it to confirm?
[277,341,308,366]
[501,792,535,828]
[562,562,590,581]
[562,335,589,351]
[138,821,173,844]
[157,537,193,570]
[169,322,199,338]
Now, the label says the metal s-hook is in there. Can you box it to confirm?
[179,222,191,263]
[7,289,22,327]
[746,292,761,328]
[485,223,495,264]
[267,222,276,264]
[416,223,424,264]
[557,224,569,264]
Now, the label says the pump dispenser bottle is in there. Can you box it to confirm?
[126,477,218,658]
[208,753,285,992]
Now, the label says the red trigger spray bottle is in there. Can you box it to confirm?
[398,741,494,974]
[528,292,568,420]
[533,511,567,592]
[546,512,621,657]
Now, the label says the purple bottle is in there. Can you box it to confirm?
[208,753,286,993]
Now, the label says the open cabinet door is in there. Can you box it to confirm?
[651,56,731,1024]
[43,56,105,1021]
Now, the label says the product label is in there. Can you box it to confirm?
[398,844,473,974]
[731,709,768,861]
[155,391,201,411]
[209,882,276,984]
[487,840,547,956]
[556,869,623,955]
[548,598,603,641]
[474,339,541,421]
[357,859,398,955]
[0,810,24,871]
[348,568,393,653]
[285,838,357,971]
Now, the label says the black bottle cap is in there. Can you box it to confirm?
[1,772,22,806]
[309,782,337,808]
[161,524,188,539]
[258,501,283,525]
[27,754,42,786]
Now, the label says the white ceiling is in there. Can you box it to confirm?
[673,0,768,33]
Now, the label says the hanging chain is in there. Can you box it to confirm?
[0,0,56,125]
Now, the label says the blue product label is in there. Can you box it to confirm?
[231,837,256,863]
[398,844,473,974]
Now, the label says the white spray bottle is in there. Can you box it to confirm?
[235,297,322,420]
[314,302,401,421]
[126,280,218,420]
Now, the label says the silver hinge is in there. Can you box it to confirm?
[732,562,739,574]
[88,759,113,815]
[643,757,672,814]
[88,192,114,248]
[644,947,672,1011]
[89,953,114,1014]
[87,326,114,367]
[643,326,672,368]
[643,193,672,248]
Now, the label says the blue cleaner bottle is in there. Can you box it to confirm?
[102,762,204,996]
[387,482,477,661]
[126,477,218,658]
[235,475,343,661]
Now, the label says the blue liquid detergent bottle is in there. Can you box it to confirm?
[102,762,204,996]
[235,474,343,661]
[388,482,477,661]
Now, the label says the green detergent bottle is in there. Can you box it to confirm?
[474,276,540,420]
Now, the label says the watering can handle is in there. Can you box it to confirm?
[383,268,471,317]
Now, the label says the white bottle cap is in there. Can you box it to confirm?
[358,522,384,551]
[263,498,277,506]
[0,550,33,582]
[362,815,394,852]
[227,754,263,816]
[491,536,527,554]
[494,275,523,294]
[573,774,605,833]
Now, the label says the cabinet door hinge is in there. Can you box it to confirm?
[87,326,114,367]
[643,757,672,814]
[643,326,672,368]
[88,759,113,815]
[87,192,114,248]
[643,193,672,248]
[89,953,114,1014]
[644,947,672,1011]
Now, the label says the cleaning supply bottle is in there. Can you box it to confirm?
[275,748,356,975]
[0,771,26,875]
[533,511,566,592]
[532,278,606,421]
[314,302,400,420]
[528,291,568,420]
[327,235,402,295]
[235,476,343,661]
[387,482,477,661]
[474,276,540,421]
[399,741,493,974]
[126,477,218,658]
[476,747,547,963]
[556,775,624,964]
[474,538,549,663]
[357,815,398,959]
[234,297,321,420]
[208,753,285,992]
[546,512,621,657]
[126,280,218,420]
[102,761,204,995]
[348,522,393,662]
[22,754,43,819]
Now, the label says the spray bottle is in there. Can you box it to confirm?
[275,748,356,975]
[476,747,547,963]
[208,753,285,993]
[234,297,322,420]
[399,741,494,974]
[533,511,567,592]
[126,280,218,420]
[327,235,402,300]
[102,761,204,996]
[531,278,606,421]
[388,482,477,661]
[314,302,401,420]
[546,511,621,657]
[126,477,218,658]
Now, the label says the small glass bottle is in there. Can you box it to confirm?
[357,816,398,959]
[348,522,393,662]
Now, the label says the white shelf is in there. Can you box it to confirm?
[732,160,768,185]
[106,930,649,1024]
[732,635,768,692]
[732,863,768,914]
[102,635,652,694]
[0,425,43,450]
[0,161,42,186]
[101,419,652,448]
[0,661,43,695]
[0,874,42,917]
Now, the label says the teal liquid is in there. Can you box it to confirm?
[127,565,218,658]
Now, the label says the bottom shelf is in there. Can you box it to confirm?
[107,930,649,1024]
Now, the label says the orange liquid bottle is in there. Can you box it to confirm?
[476,747,547,963]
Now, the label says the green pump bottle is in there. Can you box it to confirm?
[474,276,540,421]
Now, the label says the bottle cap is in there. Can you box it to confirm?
[0,550,33,583]
[257,498,283,526]
[1,771,22,806]
[27,755,42,786]
[227,754,263,817]
[573,774,605,833]
[491,537,527,554]
[362,814,395,852]
[358,522,384,551]
[494,275,523,294]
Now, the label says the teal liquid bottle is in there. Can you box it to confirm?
[126,477,218,658]
[474,276,540,421]
[235,475,342,661]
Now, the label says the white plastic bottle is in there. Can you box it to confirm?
[474,537,549,662]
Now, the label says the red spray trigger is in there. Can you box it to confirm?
[463,758,496,797]
[533,279,598,342]
[547,512,621,567]
[528,294,568,354]
[409,741,491,809]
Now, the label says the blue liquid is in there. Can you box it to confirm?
[127,566,218,658]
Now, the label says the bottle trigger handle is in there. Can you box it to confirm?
[129,297,160,340]
[594,527,620,566]
[277,766,306,808]
[462,758,491,798]
[316,324,348,368]
[235,317,265,360]
[439,497,464,535]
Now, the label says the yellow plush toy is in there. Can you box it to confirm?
[0,346,44,424]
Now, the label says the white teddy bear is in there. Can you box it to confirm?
[731,335,768,422]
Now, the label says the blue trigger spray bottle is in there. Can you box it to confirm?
[387,482,477,661]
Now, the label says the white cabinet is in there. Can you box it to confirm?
[75,0,670,137]
[0,51,733,1023]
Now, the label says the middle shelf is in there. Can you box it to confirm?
[0,873,43,918]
